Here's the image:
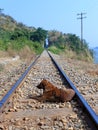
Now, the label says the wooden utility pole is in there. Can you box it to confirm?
[77,12,86,46]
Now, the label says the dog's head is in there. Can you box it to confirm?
[36,79,48,90]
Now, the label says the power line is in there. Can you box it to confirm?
[77,12,87,46]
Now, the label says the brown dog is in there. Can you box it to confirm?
[34,79,75,103]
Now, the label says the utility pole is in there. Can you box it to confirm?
[77,12,86,47]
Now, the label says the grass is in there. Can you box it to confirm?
[0,38,44,59]
[48,45,93,62]
[48,46,61,54]
[32,42,44,54]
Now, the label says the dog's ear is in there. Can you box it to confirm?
[36,81,45,90]
[36,82,42,88]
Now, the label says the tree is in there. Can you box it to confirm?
[30,27,47,43]
[10,28,30,40]
[66,34,81,52]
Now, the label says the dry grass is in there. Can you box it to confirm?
[19,46,32,58]
[0,51,9,57]
[87,70,98,76]
[0,45,35,66]
[0,48,17,58]
[18,45,35,64]
[63,49,93,62]
[7,47,17,57]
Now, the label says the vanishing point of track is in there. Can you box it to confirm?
[0,50,98,130]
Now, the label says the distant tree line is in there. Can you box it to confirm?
[0,12,93,59]
[48,30,93,57]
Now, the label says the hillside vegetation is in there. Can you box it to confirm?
[0,12,46,59]
[0,12,93,62]
[48,31,93,62]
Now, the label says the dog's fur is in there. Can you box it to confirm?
[33,79,75,103]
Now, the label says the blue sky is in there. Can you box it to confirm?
[0,0,98,48]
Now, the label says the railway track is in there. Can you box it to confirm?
[0,60,27,101]
[50,53,98,116]
[0,50,98,130]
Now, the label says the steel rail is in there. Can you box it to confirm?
[0,55,40,113]
[48,51,98,129]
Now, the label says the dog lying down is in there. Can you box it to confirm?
[32,79,75,103]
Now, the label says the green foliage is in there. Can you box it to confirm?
[32,42,44,54]
[0,39,8,50]
[30,27,47,43]
[0,14,44,55]
[0,28,11,40]
[10,28,30,40]
[48,46,61,54]
[0,13,94,61]
[48,30,93,61]
[66,34,81,52]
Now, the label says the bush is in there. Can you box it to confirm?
[32,42,44,54]
[48,46,61,54]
